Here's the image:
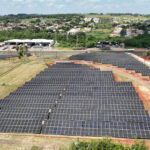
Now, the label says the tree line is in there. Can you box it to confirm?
[0,28,97,48]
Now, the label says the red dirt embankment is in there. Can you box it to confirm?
[138,55,150,62]
[134,85,150,115]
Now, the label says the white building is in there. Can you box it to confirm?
[110,25,122,37]
[4,39,55,47]
[125,28,144,38]
[83,27,91,32]
[93,18,99,24]
[67,28,80,35]
[113,17,120,24]
[84,17,92,22]
[79,21,84,24]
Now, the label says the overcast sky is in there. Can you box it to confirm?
[0,0,150,15]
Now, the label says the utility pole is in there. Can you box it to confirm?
[92,23,95,34]
[66,32,69,43]
[98,17,101,29]
[85,32,88,49]
[76,34,78,47]
[55,31,57,44]
[39,44,42,61]
[8,45,11,63]
[56,51,58,59]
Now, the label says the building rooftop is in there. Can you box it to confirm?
[5,39,54,43]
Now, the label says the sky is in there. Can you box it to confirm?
[0,0,150,15]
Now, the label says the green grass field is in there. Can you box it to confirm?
[54,47,73,51]
[85,14,150,20]
[21,17,58,23]
[89,29,113,40]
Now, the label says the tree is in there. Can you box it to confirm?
[17,45,24,59]
[120,28,126,37]
[87,41,96,48]
[18,49,24,59]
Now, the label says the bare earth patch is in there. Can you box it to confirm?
[138,55,150,62]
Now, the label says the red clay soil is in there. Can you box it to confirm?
[113,73,122,82]
[138,55,150,62]
[47,62,55,66]
[4,96,8,99]
[134,85,150,115]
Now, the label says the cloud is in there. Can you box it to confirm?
[12,0,25,2]
[135,0,149,2]
[88,0,100,2]
[12,0,32,2]
[0,0,149,15]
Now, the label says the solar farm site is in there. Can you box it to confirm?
[0,59,150,139]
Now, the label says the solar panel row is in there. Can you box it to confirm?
[70,53,150,77]
[0,62,150,139]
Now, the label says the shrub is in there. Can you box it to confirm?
[124,34,150,48]
[131,140,148,150]
[143,50,150,57]
[64,138,148,150]
[17,49,24,59]
[87,41,96,48]
[1,83,6,86]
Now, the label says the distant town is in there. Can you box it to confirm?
[0,13,150,49]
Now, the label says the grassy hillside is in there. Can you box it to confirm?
[0,57,47,98]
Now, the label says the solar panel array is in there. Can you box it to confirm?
[70,53,150,77]
[0,62,150,139]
